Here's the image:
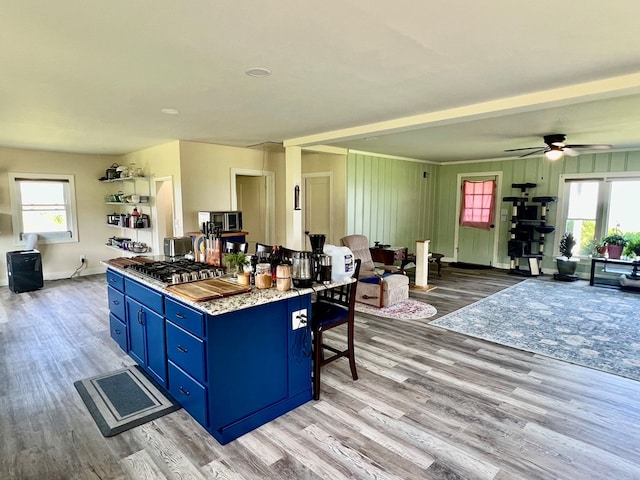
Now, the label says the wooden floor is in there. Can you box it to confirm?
[2,265,640,479]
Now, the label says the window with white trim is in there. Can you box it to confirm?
[9,173,79,244]
[559,173,640,256]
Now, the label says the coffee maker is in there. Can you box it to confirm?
[307,233,330,283]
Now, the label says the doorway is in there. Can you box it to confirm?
[236,175,267,248]
[152,177,175,255]
[303,173,332,246]
[231,168,275,250]
[454,172,502,266]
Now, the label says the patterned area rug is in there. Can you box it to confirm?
[355,299,437,320]
[430,279,640,382]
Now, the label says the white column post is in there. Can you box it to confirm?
[285,146,303,250]
[414,240,431,288]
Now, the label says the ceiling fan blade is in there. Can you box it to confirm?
[563,147,580,157]
[504,146,542,152]
[518,148,547,158]
[565,144,612,150]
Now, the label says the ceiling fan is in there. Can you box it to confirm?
[505,134,612,160]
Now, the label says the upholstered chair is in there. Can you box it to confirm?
[340,235,409,308]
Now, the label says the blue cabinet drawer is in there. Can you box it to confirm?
[165,297,204,337]
[125,278,163,315]
[109,313,127,351]
[166,321,206,383]
[168,361,207,427]
[106,269,124,292]
[107,286,125,320]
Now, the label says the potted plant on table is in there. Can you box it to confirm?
[602,232,628,259]
[555,232,579,280]
[223,252,251,285]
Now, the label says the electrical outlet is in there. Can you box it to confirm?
[291,308,308,330]
[80,255,86,263]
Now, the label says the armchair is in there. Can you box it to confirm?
[340,235,409,308]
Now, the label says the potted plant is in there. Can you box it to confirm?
[223,252,251,285]
[602,232,628,259]
[623,233,640,259]
[556,232,579,279]
[591,238,607,257]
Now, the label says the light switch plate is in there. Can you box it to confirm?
[292,308,308,330]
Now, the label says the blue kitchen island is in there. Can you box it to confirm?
[105,258,342,445]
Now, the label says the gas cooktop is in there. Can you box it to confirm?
[126,259,224,285]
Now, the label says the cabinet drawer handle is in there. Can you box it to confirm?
[177,345,188,353]
[112,300,120,305]
[113,329,121,334]
[176,313,186,319]
[179,386,190,396]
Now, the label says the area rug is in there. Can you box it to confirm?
[74,365,180,437]
[430,279,640,382]
[355,299,437,320]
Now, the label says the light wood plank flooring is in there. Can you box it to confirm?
[1,265,639,479]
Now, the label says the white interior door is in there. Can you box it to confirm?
[303,174,332,247]
[236,175,266,249]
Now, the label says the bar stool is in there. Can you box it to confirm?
[224,241,248,254]
[311,259,361,400]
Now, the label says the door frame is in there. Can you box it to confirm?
[302,171,333,242]
[230,168,275,244]
[453,171,503,266]
[151,176,175,254]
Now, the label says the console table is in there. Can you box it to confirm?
[590,258,640,287]
[369,246,407,266]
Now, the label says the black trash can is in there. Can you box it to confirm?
[6,250,44,293]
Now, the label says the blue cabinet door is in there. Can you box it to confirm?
[146,308,167,387]
[126,296,166,387]
[126,297,146,366]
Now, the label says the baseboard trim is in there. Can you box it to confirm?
[0,265,106,287]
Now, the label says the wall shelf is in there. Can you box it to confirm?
[102,175,153,255]
[106,224,151,231]
[104,244,150,255]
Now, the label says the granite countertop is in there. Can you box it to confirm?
[103,259,354,316]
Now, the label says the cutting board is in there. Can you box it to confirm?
[107,256,155,269]
[166,278,251,302]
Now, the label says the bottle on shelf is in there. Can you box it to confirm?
[129,207,140,228]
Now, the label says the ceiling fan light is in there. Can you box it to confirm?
[545,148,564,161]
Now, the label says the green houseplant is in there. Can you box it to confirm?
[623,233,640,259]
[556,232,579,278]
[223,252,251,284]
[603,232,628,259]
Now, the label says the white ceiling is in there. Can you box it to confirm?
[3,0,640,162]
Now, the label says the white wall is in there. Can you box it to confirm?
[0,147,120,284]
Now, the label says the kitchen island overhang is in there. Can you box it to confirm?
[104,257,354,445]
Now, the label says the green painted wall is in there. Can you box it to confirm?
[346,152,437,250]
[435,150,640,273]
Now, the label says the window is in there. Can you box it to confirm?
[460,179,496,229]
[9,173,79,244]
[560,174,640,256]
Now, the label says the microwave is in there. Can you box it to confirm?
[198,211,243,233]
